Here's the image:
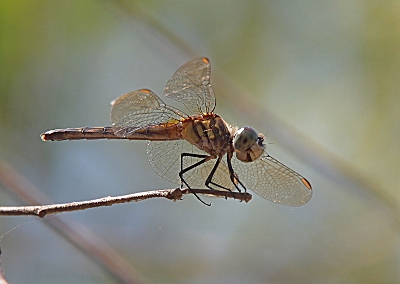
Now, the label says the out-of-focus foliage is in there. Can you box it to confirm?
[1,0,399,283]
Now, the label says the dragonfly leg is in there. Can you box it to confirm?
[204,156,234,194]
[226,152,247,193]
[180,153,238,204]
[180,153,212,206]
[180,154,234,192]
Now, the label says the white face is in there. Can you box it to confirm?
[233,127,265,162]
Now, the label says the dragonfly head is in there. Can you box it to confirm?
[233,127,265,162]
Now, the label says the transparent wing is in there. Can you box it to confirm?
[163,57,216,115]
[110,89,183,137]
[231,152,312,206]
[147,140,233,190]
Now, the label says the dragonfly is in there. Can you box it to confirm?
[41,57,312,206]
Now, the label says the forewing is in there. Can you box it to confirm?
[163,57,216,115]
[231,153,312,206]
[147,140,233,190]
[110,89,183,137]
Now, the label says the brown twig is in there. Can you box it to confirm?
[0,188,251,218]
[0,161,145,283]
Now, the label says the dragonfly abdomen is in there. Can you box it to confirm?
[41,124,183,141]
[41,127,121,141]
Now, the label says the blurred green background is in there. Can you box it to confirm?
[1,0,400,283]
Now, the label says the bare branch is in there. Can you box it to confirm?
[0,161,147,283]
[0,188,251,218]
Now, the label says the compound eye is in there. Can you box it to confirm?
[233,127,258,151]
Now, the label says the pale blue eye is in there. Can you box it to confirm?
[233,127,258,151]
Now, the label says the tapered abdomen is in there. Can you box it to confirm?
[41,125,182,141]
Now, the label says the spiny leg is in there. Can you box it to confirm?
[205,155,234,193]
[181,153,234,191]
[226,152,247,193]
[180,153,212,206]
[180,153,238,204]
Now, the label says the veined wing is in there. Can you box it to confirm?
[111,89,184,137]
[147,140,233,190]
[163,57,216,115]
[231,152,312,206]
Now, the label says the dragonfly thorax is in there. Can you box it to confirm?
[234,127,265,163]
[181,114,233,158]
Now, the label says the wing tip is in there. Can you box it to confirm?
[201,57,210,64]
[301,178,312,190]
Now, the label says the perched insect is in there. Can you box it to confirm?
[41,58,312,206]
